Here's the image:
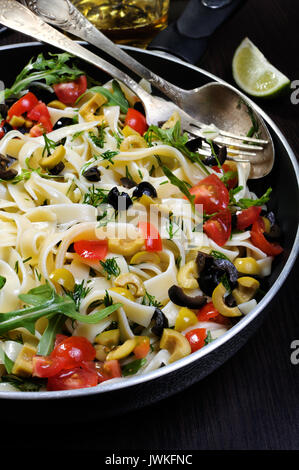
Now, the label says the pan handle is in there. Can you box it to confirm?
[148,0,246,64]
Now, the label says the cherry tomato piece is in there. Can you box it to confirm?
[53,75,87,105]
[97,360,122,383]
[51,336,96,368]
[29,123,46,137]
[197,302,230,325]
[73,239,108,260]
[124,108,148,135]
[189,174,229,214]
[7,92,39,119]
[27,102,53,133]
[203,209,232,246]
[236,206,262,231]
[138,221,162,252]
[250,217,283,256]
[134,338,150,359]
[212,163,238,190]
[33,356,67,378]
[185,328,207,352]
[47,363,98,391]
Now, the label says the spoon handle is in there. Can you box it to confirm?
[19,0,183,101]
[0,0,156,102]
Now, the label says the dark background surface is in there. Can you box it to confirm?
[0,0,298,452]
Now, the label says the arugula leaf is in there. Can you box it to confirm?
[122,358,147,376]
[204,330,213,345]
[161,165,195,212]
[0,345,14,373]
[0,276,6,290]
[1,52,84,101]
[90,80,129,113]
[0,284,122,335]
[144,122,210,175]
[237,187,272,209]
[37,314,66,356]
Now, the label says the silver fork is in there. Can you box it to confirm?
[1,1,273,177]
[18,0,270,151]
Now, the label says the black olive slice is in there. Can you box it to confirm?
[49,161,65,175]
[83,166,101,182]
[132,181,157,199]
[151,308,169,337]
[53,117,74,131]
[107,186,133,211]
[168,285,206,309]
[120,177,137,189]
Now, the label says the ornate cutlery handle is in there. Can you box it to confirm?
[0,0,178,104]
[19,0,183,102]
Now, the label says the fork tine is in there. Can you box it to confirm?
[186,120,269,145]
[185,125,258,157]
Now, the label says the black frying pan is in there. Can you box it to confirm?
[0,42,297,421]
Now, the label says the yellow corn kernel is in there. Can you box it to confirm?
[5,139,25,158]
[109,287,135,302]
[130,251,161,265]
[122,125,139,137]
[11,342,37,377]
[106,338,137,361]
[47,100,67,110]
[119,135,147,152]
[175,307,198,332]
[108,237,145,256]
[234,257,260,275]
[40,145,66,170]
[79,93,107,122]
[49,268,75,291]
[95,329,120,348]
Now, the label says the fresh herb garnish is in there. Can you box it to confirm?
[144,122,210,174]
[83,185,109,207]
[161,165,195,211]
[88,124,107,148]
[100,150,118,165]
[42,134,57,157]
[122,358,147,376]
[0,345,14,373]
[0,284,121,335]
[210,250,230,261]
[142,291,163,308]
[67,280,92,309]
[100,258,121,280]
[37,314,66,356]
[0,374,44,392]
[1,52,84,101]
[204,330,213,345]
[237,187,272,209]
[0,276,6,290]
[89,80,129,114]
[221,273,231,294]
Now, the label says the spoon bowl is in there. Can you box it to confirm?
[19,0,274,179]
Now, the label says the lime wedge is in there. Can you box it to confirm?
[232,37,290,97]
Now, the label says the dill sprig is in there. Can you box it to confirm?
[100,258,120,280]
[83,185,109,207]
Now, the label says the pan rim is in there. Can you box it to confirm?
[0,41,298,400]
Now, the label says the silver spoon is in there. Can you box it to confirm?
[7,0,274,178]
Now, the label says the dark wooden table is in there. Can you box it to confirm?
[0,0,298,452]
